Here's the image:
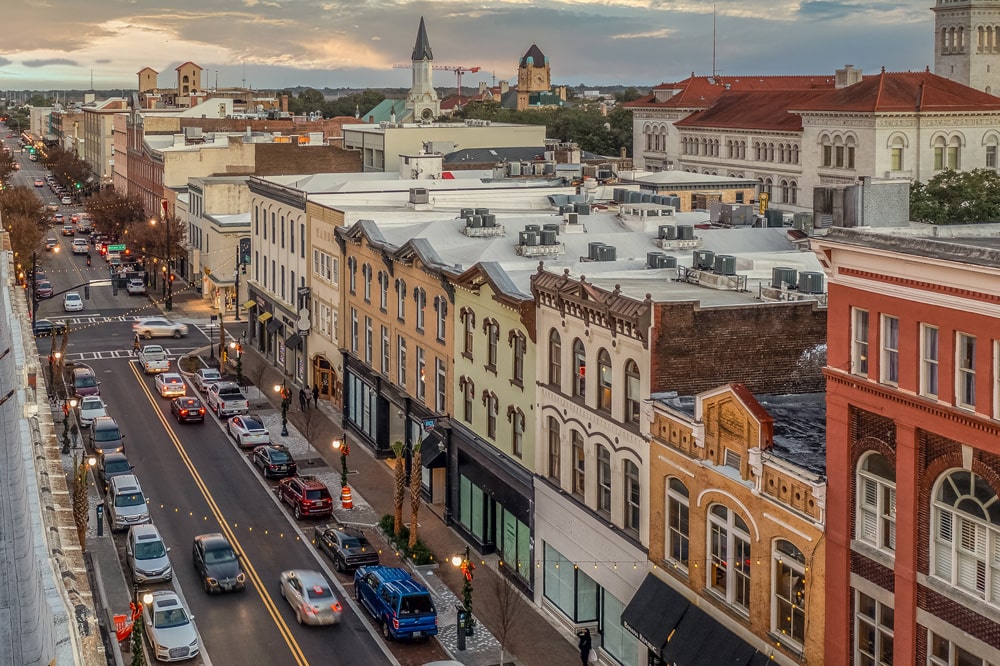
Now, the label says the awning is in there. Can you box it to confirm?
[257,312,273,323]
[662,604,760,666]
[242,300,257,310]
[266,319,282,334]
[622,574,689,653]
[285,333,303,350]
[419,432,446,468]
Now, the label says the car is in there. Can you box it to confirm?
[105,251,120,264]
[97,452,133,491]
[63,292,83,312]
[141,591,199,662]
[126,278,147,295]
[133,317,189,339]
[71,240,89,254]
[227,415,270,448]
[155,373,187,398]
[75,395,107,427]
[192,368,222,393]
[90,416,124,455]
[354,566,438,640]
[171,397,206,423]
[105,474,148,532]
[277,476,333,520]
[278,570,342,626]
[192,533,246,594]
[70,213,79,223]
[46,203,59,212]
[32,319,66,337]
[71,366,101,398]
[61,225,74,236]
[251,444,297,479]
[33,178,43,187]
[44,238,57,251]
[109,256,122,269]
[126,524,173,584]
[53,213,65,223]
[35,279,53,298]
[314,524,380,573]
[61,195,72,205]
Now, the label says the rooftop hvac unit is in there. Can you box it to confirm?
[574,203,592,215]
[666,196,682,209]
[597,245,617,261]
[482,214,496,227]
[507,162,522,176]
[519,230,539,246]
[409,188,429,204]
[614,188,627,203]
[541,229,558,245]
[771,267,798,289]
[627,191,642,203]
[460,208,474,218]
[521,161,531,174]
[693,250,715,270]
[525,224,541,233]
[475,208,490,216]
[545,163,557,176]
[566,212,579,224]
[658,225,677,240]
[597,168,612,180]
[543,223,561,234]
[646,252,670,268]
[661,255,677,269]
[798,272,825,294]
[468,215,483,228]
[534,162,546,176]
[713,254,736,276]
[651,195,663,205]
[588,242,605,259]
[640,193,653,203]
[677,225,694,240]
[561,204,575,214]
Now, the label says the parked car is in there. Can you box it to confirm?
[206,381,248,417]
[133,317,188,339]
[35,279,53,298]
[141,591,199,662]
[75,395,107,426]
[63,292,83,312]
[155,373,187,398]
[171,397,206,424]
[90,416,124,455]
[192,368,222,393]
[251,444,297,479]
[71,365,101,398]
[226,415,269,448]
[192,533,246,594]
[32,318,66,337]
[104,474,148,532]
[279,570,342,626]
[314,524,379,573]
[97,452,133,491]
[126,524,172,584]
[126,278,147,295]
[354,566,438,640]
[277,476,333,520]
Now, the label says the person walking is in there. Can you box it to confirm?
[132,332,141,355]
[578,628,593,665]
[312,383,319,407]
[299,387,309,411]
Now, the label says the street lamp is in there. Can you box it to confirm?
[274,381,291,436]
[332,438,354,509]
[150,217,172,311]
[229,341,243,387]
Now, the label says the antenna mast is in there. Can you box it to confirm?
[712,4,717,78]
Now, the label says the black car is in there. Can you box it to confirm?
[314,524,380,573]
[97,452,133,491]
[251,444,297,479]
[171,397,206,423]
[192,533,246,594]
[32,319,67,337]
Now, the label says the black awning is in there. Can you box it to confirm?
[266,319,282,334]
[621,574,689,653]
[285,333,303,350]
[419,432,446,468]
[662,603,760,666]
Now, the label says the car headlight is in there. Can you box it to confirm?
[236,572,246,583]
[206,577,217,586]
[189,639,199,648]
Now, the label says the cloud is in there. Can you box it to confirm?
[0,57,12,67]
[22,58,79,68]
[95,59,111,64]
[612,27,675,39]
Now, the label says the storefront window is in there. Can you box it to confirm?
[498,506,531,584]
[459,475,488,543]
[543,543,598,623]
[601,590,639,666]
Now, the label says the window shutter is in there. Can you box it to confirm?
[884,488,897,550]
[935,511,953,580]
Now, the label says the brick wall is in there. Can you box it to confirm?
[648,300,827,394]
[250,143,361,177]
[179,116,354,141]
[917,585,1000,649]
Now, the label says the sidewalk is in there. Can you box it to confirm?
[165,289,580,666]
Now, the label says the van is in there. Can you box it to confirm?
[90,416,125,454]
[354,566,438,640]
[72,366,100,398]
[105,474,149,532]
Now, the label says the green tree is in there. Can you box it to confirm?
[909,169,1000,224]
[43,145,92,194]
[326,90,386,118]
[615,87,642,104]
[25,95,54,107]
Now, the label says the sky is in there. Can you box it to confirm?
[1,0,933,93]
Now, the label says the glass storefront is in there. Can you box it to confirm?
[346,373,378,443]
[498,506,531,584]
[602,590,639,666]
[543,543,598,623]
[459,475,488,543]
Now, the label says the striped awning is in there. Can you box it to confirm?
[257,312,273,323]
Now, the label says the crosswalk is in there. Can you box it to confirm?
[63,347,198,362]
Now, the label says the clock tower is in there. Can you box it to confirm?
[405,17,441,122]
[932,0,1000,93]
[516,44,550,111]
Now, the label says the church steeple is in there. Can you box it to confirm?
[412,16,433,62]
[405,16,440,122]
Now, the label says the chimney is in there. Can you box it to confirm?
[500,81,509,95]
[281,94,289,113]
[620,146,627,159]
[479,81,487,95]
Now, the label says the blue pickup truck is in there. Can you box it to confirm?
[354,566,438,640]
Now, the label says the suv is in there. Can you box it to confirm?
[71,366,101,398]
[126,524,172,583]
[105,474,149,532]
[276,476,333,519]
[90,416,125,454]
[354,566,438,641]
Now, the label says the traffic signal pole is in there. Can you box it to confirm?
[234,244,241,322]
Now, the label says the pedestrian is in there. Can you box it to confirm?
[312,383,319,407]
[132,333,141,355]
[578,628,592,666]
[299,387,308,411]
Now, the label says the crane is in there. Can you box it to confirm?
[393,64,482,108]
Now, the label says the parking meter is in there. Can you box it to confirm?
[96,504,104,538]
[455,605,467,651]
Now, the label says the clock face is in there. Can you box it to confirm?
[421,108,434,120]
[534,73,546,87]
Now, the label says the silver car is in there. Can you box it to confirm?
[132,317,189,339]
[105,474,149,532]
[126,524,172,583]
[192,368,222,393]
[76,395,107,427]
[279,569,342,626]
[142,591,199,662]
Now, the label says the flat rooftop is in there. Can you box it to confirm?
[819,224,1000,268]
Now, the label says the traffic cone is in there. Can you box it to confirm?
[341,485,354,509]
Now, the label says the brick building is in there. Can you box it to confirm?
[813,227,1000,665]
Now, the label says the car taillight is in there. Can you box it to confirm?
[198,409,205,415]
[393,617,399,629]
[331,602,342,612]
[180,410,188,416]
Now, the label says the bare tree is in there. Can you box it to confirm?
[294,402,325,446]
[482,570,527,666]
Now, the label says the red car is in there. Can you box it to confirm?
[276,475,333,519]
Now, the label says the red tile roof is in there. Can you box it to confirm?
[624,75,837,110]
[674,90,830,131]
[791,70,1000,112]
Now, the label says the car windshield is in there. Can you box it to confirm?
[135,540,166,560]
[153,608,189,629]
[75,376,98,388]
[204,547,236,564]
[306,489,330,500]
[399,593,434,615]
[305,585,333,601]
[94,428,121,442]
[104,460,131,474]
[114,492,144,507]
[244,420,263,431]
[81,399,102,409]
[202,371,221,380]
[340,536,367,549]
[268,450,291,463]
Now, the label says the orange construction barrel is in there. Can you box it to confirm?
[341,485,354,509]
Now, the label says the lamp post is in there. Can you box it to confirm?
[151,215,172,311]
[229,341,243,387]
[332,438,354,508]
[451,545,476,642]
[49,350,61,397]
[274,381,291,436]
[61,397,78,454]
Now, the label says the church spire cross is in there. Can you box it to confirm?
[411,16,434,62]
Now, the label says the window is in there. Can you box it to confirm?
[548,329,561,386]
[300,223,305,258]
[362,264,372,303]
[571,430,585,498]
[414,287,426,331]
[573,339,587,398]
[416,347,426,400]
[921,324,940,398]
[852,308,870,376]
[435,297,447,342]
[289,218,294,250]
[511,408,524,458]
[624,460,640,534]
[988,145,998,169]
[435,359,446,412]
[462,309,475,356]
[773,540,806,648]
[597,349,612,412]
[956,332,976,408]
[485,392,498,439]
[364,317,373,364]
[932,470,1000,604]
[856,592,893,666]
[512,331,526,385]
[666,478,689,570]
[397,337,407,387]
[547,416,561,482]
[928,631,992,666]
[857,453,897,554]
[396,279,406,320]
[881,315,899,385]
[485,319,499,371]
[597,445,611,516]
[891,147,903,171]
[380,326,389,375]
[347,257,357,295]
[708,504,751,613]
[350,308,358,354]
[461,377,475,423]
[379,272,388,312]
[280,215,285,248]
[625,360,641,424]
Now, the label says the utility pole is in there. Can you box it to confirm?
[234,244,241,322]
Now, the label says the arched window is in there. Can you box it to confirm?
[708,504,751,613]
[933,470,1000,604]
[788,180,798,205]
[434,296,447,341]
[378,272,388,312]
[857,452,896,553]
[547,416,561,482]
[666,478,689,570]
[460,377,475,423]
[510,408,525,458]
[571,430,585,498]
[625,360,641,424]
[362,264,372,302]
[572,339,586,399]
[511,330,526,384]
[548,329,561,387]
[780,179,790,203]
[395,278,406,319]
[485,319,500,371]
[597,445,611,516]
[462,309,475,355]
[624,460,640,533]
[597,349,612,412]
[773,540,806,647]
[414,287,426,331]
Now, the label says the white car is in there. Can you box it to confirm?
[192,368,222,393]
[142,591,199,662]
[155,373,187,398]
[76,395,107,426]
[278,569,342,626]
[133,317,188,339]
[61,195,72,205]
[127,279,147,295]
[226,415,270,448]
[72,240,89,255]
[63,292,84,312]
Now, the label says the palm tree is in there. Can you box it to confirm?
[408,443,422,549]
[391,441,405,537]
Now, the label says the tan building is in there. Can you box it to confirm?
[81,98,128,187]
[641,384,826,664]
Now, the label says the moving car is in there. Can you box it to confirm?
[97,452,133,491]
[137,345,170,374]
[35,280,53,297]
[276,476,333,520]
[278,570,342,626]
[251,444,297,479]
[33,178,43,187]
[133,317,189,339]
[171,397,206,423]
[71,239,89,255]
[61,195,72,205]
[126,278,147,295]
[155,373,186,398]
[75,395,107,427]
[354,566,438,640]
[63,292,83,312]
[105,474,148,532]
[314,524,380,573]
[192,368,222,393]
[32,319,66,337]
[90,416,124,455]
[192,533,246,594]
[141,591,200,662]
[226,415,269,448]
[126,524,172,584]
[46,203,59,212]
[44,238,57,251]
[61,225,74,236]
